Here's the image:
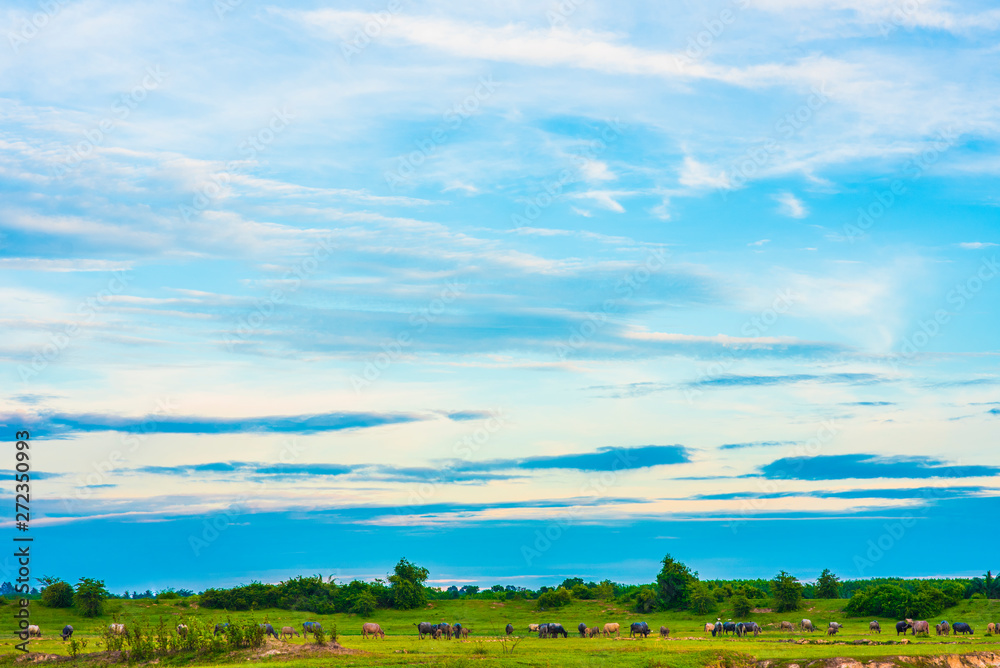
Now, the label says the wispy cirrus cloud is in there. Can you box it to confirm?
[758,454,1000,481]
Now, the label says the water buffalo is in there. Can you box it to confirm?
[953,622,973,635]
[110,623,126,635]
[603,622,620,637]
[987,623,996,634]
[506,623,514,635]
[453,623,463,640]
[434,629,442,639]
[439,622,452,639]
[177,624,188,638]
[418,622,434,639]
[780,621,794,632]
[723,621,737,635]
[27,625,40,638]
[939,620,951,635]
[61,625,73,641]
[281,626,299,639]
[801,619,815,632]
[660,626,670,637]
[895,621,911,635]
[630,621,650,638]
[936,623,947,636]
[907,619,929,636]
[213,623,229,636]
[578,622,588,637]
[714,621,723,637]
[302,621,322,637]
[460,627,469,638]
[538,623,549,638]
[590,626,601,638]
[547,623,568,638]
[869,621,880,634]
[528,624,539,632]
[827,622,842,636]
[747,622,761,637]
[705,622,715,634]
[259,623,279,639]
[362,622,384,639]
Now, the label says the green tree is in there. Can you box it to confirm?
[771,571,803,612]
[594,580,615,600]
[74,577,108,617]
[655,554,696,609]
[41,580,74,608]
[571,584,592,599]
[350,591,376,616]
[731,594,752,618]
[387,558,429,610]
[815,569,841,599]
[634,587,658,613]
[689,581,716,614]
[536,587,571,609]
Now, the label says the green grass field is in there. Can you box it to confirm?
[3,597,998,667]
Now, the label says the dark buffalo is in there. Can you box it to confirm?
[895,621,911,635]
[439,622,452,639]
[723,621,737,635]
[630,621,650,638]
[660,626,670,638]
[61,625,73,641]
[547,623,568,638]
[578,622,588,637]
[506,623,513,635]
[953,623,973,635]
[713,621,723,637]
[827,622,842,636]
[214,623,230,636]
[302,621,322,637]
[453,623,463,640]
[417,622,434,639]
[259,623,279,639]
[538,623,549,638]
[869,621,881,634]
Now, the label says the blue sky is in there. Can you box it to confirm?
[1,0,998,592]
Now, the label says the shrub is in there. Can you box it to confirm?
[42,581,74,608]
[771,571,802,612]
[75,577,108,617]
[571,584,592,599]
[731,595,753,618]
[536,588,572,609]
[351,591,376,616]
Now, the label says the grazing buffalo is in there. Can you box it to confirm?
[723,622,737,635]
[453,623,463,640]
[705,622,715,634]
[260,623,279,639]
[177,624,188,638]
[439,622,452,639]
[361,623,384,639]
[506,623,514,636]
[603,622,620,637]
[895,621,911,635]
[528,624,539,632]
[801,619,815,632]
[747,622,761,637]
[281,626,299,639]
[869,621,880,634]
[780,621,794,632]
[936,623,947,636]
[27,625,40,638]
[302,621,322,637]
[714,621,723,637]
[939,620,951,636]
[953,623,973,635]
[460,627,469,638]
[538,623,549,638]
[630,621,650,638]
[579,622,588,637]
[61,625,73,641]
[434,629,442,639]
[214,623,230,636]
[987,623,996,634]
[827,622,842,636]
[660,626,670,638]
[736,623,747,637]
[907,620,929,636]
[110,623,126,636]
[418,622,434,639]
[547,623,568,638]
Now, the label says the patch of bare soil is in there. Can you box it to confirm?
[759,651,1000,668]
[247,637,361,660]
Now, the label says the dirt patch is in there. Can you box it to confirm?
[247,637,361,659]
[753,609,775,614]
[759,652,1000,668]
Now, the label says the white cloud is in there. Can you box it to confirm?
[748,239,771,247]
[956,242,998,249]
[678,156,731,190]
[579,159,616,183]
[774,192,808,218]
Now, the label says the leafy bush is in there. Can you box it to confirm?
[571,584,592,599]
[41,581,74,608]
[75,577,108,617]
[731,595,753,618]
[536,587,571,609]
[844,582,961,619]
[771,571,802,612]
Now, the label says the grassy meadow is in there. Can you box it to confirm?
[3,596,999,667]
